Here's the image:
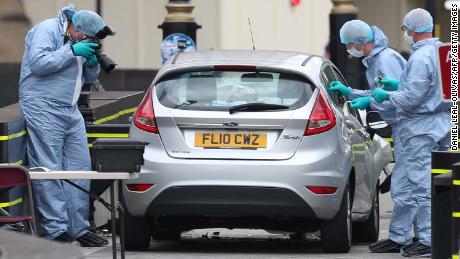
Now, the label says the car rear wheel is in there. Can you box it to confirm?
[353,183,380,242]
[320,185,352,253]
[121,191,152,251]
[123,209,152,250]
[152,229,182,241]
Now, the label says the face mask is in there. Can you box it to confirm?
[404,31,414,45]
[347,47,364,58]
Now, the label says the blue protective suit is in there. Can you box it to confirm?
[386,38,451,246]
[19,5,100,239]
[348,26,407,126]
[347,27,412,245]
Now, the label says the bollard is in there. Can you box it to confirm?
[453,162,460,259]
[431,151,460,259]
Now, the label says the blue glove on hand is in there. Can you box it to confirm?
[71,42,99,58]
[85,55,98,68]
[372,88,389,103]
[329,81,351,97]
[350,96,372,110]
[379,77,399,91]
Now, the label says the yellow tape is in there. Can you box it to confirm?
[93,107,137,125]
[353,151,366,155]
[88,143,93,148]
[0,160,23,165]
[453,212,460,218]
[454,180,460,186]
[453,254,459,259]
[118,107,137,116]
[87,133,129,138]
[384,138,393,142]
[432,169,452,174]
[0,130,27,141]
[0,198,23,208]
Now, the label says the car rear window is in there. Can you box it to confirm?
[155,70,315,111]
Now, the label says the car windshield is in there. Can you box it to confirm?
[155,70,315,111]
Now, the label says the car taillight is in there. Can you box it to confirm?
[304,91,336,136]
[306,186,337,195]
[126,184,154,192]
[133,88,159,134]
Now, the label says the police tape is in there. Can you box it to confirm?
[0,159,24,209]
[432,169,452,174]
[86,133,129,138]
[0,160,23,165]
[0,198,23,208]
[93,107,137,125]
[0,130,27,141]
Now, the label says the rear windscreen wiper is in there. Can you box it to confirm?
[229,103,289,114]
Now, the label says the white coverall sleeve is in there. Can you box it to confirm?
[388,55,431,113]
[28,23,75,76]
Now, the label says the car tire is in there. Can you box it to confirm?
[352,184,380,242]
[320,185,352,253]
[121,192,152,251]
[152,229,182,241]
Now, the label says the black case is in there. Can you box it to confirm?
[92,138,145,172]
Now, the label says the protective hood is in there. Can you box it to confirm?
[57,4,77,35]
[411,38,440,53]
[362,26,388,67]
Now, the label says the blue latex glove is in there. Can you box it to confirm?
[329,81,351,97]
[71,42,99,58]
[372,88,389,103]
[85,55,98,67]
[379,77,399,91]
[350,96,371,110]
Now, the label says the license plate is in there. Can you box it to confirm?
[195,132,267,148]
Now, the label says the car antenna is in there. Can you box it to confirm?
[248,18,256,50]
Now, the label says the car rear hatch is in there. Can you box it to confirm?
[134,67,334,160]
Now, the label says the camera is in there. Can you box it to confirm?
[86,26,117,73]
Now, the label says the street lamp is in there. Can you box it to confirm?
[158,0,202,63]
[158,0,201,44]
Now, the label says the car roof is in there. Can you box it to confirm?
[170,49,313,66]
[154,50,328,86]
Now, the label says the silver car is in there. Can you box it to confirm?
[123,50,392,252]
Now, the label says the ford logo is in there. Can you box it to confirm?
[223,122,239,127]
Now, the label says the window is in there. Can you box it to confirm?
[332,67,362,124]
[332,67,349,87]
[156,70,315,111]
[321,64,343,108]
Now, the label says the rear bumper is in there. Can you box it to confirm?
[145,186,317,218]
[122,134,351,220]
